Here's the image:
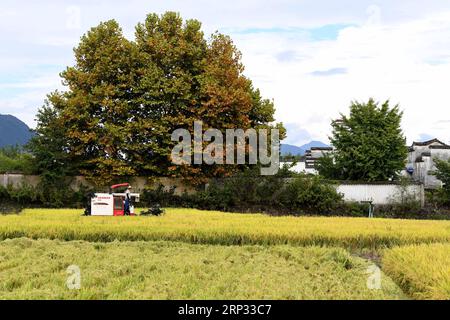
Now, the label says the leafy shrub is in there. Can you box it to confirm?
[433,159,450,206]
[180,167,344,214]
[426,188,450,209]
[280,175,343,213]
[0,146,35,174]
[0,182,93,209]
[141,184,199,208]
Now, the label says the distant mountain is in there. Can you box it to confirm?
[0,114,34,148]
[280,144,304,156]
[281,141,330,156]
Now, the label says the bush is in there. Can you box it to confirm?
[179,167,345,214]
[0,183,93,209]
[141,184,199,208]
[427,188,450,209]
[332,201,369,217]
[433,159,450,206]
[280,175,344,213]
[0,146,35,174]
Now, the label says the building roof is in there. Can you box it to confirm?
[411,138,450,148]
[310,147,333,151]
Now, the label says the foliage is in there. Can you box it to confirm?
[188,166,343,213]
[383,243,450,300]
[1,209,450,248]
[318,99,408,181]
[315,154,340,180]
[0,183,93,209]
[281,175,343,213]
[141,184,198,208]
[0,146,34,174]
[426,189,450,210]
[2,175,449,218]
[199,166,288,210]
[280,153,304,162]
[387,176,422,211]
[32,12,284,186]
[27,104,75,178]
[25,104,84,205]
[434,158,450,204]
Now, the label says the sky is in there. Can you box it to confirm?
[1,0,450,146]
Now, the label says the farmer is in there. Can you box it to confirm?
[124,185,132,216]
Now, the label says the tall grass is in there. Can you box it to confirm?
[0,238,405,300]
[383,243,450,300]
[1,209,450,249]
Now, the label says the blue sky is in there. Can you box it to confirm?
[1,0,450,145]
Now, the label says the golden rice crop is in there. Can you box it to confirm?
[383,243,450,300]
[1,209,450,249]
[0,238,406,300]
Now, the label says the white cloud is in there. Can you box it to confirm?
[233,7,450,145]
[0,89,50,126]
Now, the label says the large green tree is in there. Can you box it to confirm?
[317,99,407,181]
[30,12,283,185]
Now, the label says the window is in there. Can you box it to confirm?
[114,197,123,210]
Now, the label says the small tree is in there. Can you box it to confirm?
[318,99,408,181]
[434,158,450,204]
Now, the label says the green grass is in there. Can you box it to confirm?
[383,243,450,300]
[0,238,406,300]
[1,209,450,249]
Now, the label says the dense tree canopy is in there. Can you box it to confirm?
[317,99,407,181]
[29,12,284,185]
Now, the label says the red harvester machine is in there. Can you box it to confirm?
[89,183,140,216]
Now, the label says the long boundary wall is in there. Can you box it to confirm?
[1,174,425,206]
[0,174,197,195]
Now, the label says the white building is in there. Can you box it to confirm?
[405,138,450,188]
[281,147,333,175]
[305,147,333,171]
[282,138,450,189]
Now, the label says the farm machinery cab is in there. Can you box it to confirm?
[88,183,140,216]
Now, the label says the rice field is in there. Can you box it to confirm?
[383,243,450,300]
[1,209,450,249]
[1,208,449,300]
[0,238,406,300]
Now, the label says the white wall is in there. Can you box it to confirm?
[336,184,425,206]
